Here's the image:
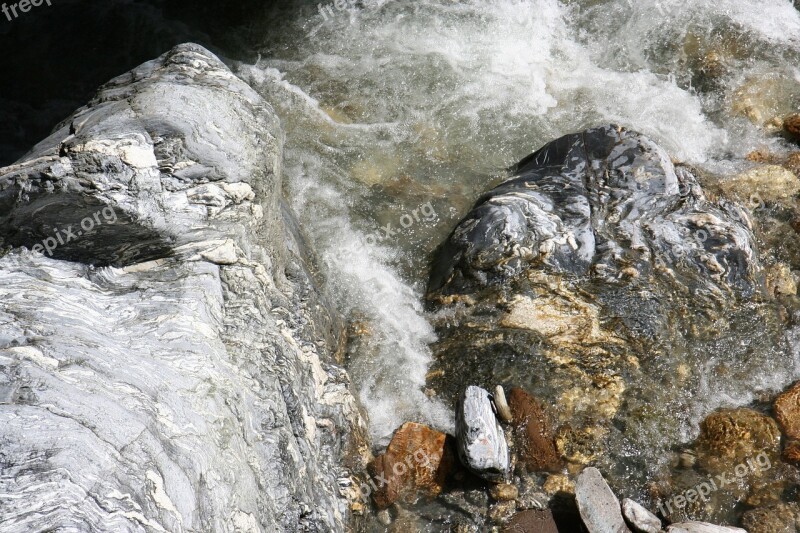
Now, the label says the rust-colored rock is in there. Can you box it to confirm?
[508,387,564,472]
[504,509,560,533]
[783,439,800,463]
[774,381,800,439]
[366,422,455,509]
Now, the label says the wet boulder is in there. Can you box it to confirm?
[424,125,787,496]
[456,385,510,482]
[622,498,663,533]
[366,422,456,509]
[741,502,800,533]
[774,381,800,463]
[666,523,746,533]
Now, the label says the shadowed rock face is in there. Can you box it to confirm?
[0,44,367,532]
[426,126,792,516]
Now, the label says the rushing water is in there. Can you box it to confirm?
[235,0,800,521]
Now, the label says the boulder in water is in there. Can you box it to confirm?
[575,467,631,533]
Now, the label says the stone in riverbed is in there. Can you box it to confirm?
[784,114,800,138]
[695,408,781,473]
[507,387,563,473]
[741,502,800,533]
[504,509,559,533]
[456,385,510,482]
[622,498,662,533]
[575,467,632,533]
[366,422,456,509]
[774,381,800,464]
[666,523,746,533]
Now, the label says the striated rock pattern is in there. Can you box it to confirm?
[0,44,367,532]
[456,385,510,482]
[366,422,456,509]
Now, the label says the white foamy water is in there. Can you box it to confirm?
[237,0,800,445]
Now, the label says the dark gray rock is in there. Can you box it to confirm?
[429,125,762,299]
[456,385,510,482]
[575,467,631,533]
[622,498,663,533]
[0,44,367,532]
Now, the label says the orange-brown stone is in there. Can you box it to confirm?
[366,422,455,509]
[774,381,800,440]
[508,387,563,473]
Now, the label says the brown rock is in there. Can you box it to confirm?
[504,509,560,533]
[695,408,781,473]
[508,387,564,472]
[785,114,800,138]
[774,381,800,440]
[366,422,456,509]
[742,502,800,533]
[783,439,800,463]
[489,483,520,502]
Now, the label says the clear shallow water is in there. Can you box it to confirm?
[236,0,800,468]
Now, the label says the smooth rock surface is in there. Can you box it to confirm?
[622,498,662,533]
[575,467,632,533]
[666,523,746,533]
[456,385,510,482]
[0,44,367,532]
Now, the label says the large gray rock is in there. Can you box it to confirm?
[666,523,746,533]
[575,467,632,533]
[0,44,367,532]
[455,385,510,482]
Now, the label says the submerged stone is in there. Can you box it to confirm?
[507,387,563,473]
[456,385,510,482]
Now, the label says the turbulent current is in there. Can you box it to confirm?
[235,0,800,506]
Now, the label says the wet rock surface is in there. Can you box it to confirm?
[741,502,800,533]
[775,381,800,463]
[0,44,367,532]
[366,422,456,509]
[665,523,746,533]
[507,387,563,473]
[456,385,510,482]
[425,125,790,498]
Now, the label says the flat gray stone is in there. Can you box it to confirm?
[575,467,632,533]
[456,385,510,482]
[667,523,746,533]
[622,498,662,533]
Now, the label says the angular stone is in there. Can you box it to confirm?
[774,381,800,440]
[575,467,632,533]
[508,387,563,473]
[504,509,559,533]
[666,523,746,533]
[622,499,662,533]
[366,422,455,509]
[456,385,510,482]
